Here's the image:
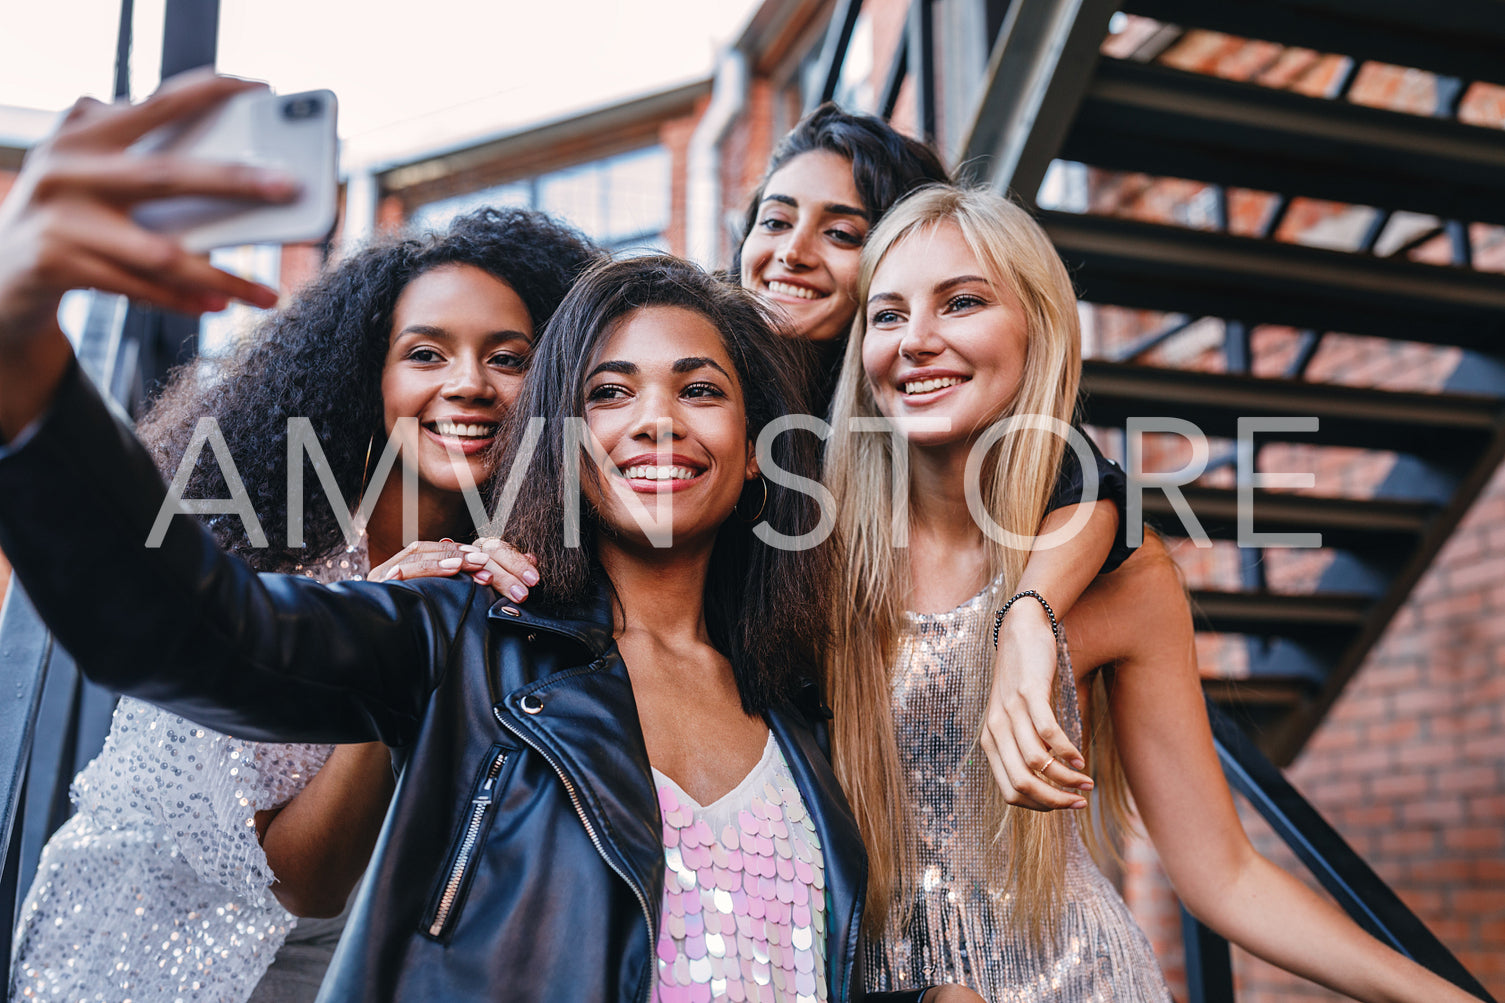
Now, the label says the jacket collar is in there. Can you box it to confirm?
[486,575,615,657]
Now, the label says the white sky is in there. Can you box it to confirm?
[0,0,760,164]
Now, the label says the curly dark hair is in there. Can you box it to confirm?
[500,255,833,714]
[138,207,603,572]
[729,102,951,276]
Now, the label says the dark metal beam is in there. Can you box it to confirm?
[878,25,909,120]
[1190,590,1369,638]
[113,0,135,100]
[1047,212,1505,353]
[1182,907,1235,1003]
[1210,702,1500,1000]
[160,0,218,78]
[907,0,937,143]
[1109,313,1195,362]
[1121,0,1505,87]
[0,586,55,964]
[1062,59,1505,227]
[812,0,865,108]
[1081,359,1501,460]
[955,0,1121,200]
[1139,485,1431,554]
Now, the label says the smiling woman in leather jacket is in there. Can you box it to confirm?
[0,74,980,1003]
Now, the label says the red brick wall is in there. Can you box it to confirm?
[660,96,710,259]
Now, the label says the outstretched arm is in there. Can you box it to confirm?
[1068,537,1476,1003]
[0,74,463,747]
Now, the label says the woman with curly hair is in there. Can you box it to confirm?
[9,200,600,1002]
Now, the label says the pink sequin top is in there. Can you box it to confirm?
[651,733,829,1003]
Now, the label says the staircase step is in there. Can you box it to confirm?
[1080,360,1501,460]
[1044,211,1505,350]
[1190,589,1369,638]
[1140,485,1432,552]
[1063,59,1505,225]
[1121,0,1505,87]
[1203,676,1312,708]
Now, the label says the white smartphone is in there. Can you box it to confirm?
[130,88,339,253]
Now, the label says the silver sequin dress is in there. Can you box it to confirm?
[865,580,1173,1002]
[8,547,365,1003]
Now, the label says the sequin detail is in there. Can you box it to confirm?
[866,579,1173,1001]
[651,735,828,1003]
[8,543,364,1002]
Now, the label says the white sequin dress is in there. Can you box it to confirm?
[866,580,1174,1001]
[8,547,366,1002]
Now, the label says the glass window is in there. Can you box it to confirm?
[410,144,672,253]
[410,181,532,233]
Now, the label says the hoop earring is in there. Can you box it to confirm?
[737,474,769,524]
[357,433,376,503]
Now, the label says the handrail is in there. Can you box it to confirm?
[1200,700,1497,1001]
[0,585,59,965]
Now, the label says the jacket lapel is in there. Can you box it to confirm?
[492,582,664,931]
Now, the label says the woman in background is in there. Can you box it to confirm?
[734,104,1124,812]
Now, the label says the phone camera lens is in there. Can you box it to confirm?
[282,96,323,121]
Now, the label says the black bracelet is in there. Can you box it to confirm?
[992,589,1060,649]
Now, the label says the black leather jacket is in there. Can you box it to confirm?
[0,365,927,1003]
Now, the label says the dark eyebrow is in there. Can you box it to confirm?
[761,193,867,220]
[672,356,731,377]
[395,324,532,343]
[866,291,904,307]
[587,360,638,379]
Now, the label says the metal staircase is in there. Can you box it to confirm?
[808,0,1505,996]
[952,0,1505,766]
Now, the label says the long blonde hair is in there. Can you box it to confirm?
[824,185,1126,936]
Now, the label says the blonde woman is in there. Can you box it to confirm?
[824,185,1476,1002]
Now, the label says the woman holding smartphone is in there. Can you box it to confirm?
[9,200,597,1001]
[0,74,980,1003]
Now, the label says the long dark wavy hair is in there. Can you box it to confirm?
[730,102,951,275]
[138,207,602,572]
[499,255,833,714]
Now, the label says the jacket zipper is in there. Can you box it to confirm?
[494,704,657,1003]
[427,748,509,937]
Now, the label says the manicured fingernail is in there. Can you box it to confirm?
[1070,758,1086,770]
[438,557,463,569]
[1077,780,1094,791]
[472,570,492,583]
[384,567,402,581]
[1070,799,1087,810]
[508,584,528,601]
[522,568,540,586]
[525,553,538,565]
[462,552,486,564]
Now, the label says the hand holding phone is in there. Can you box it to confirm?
[130,88,339,252]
